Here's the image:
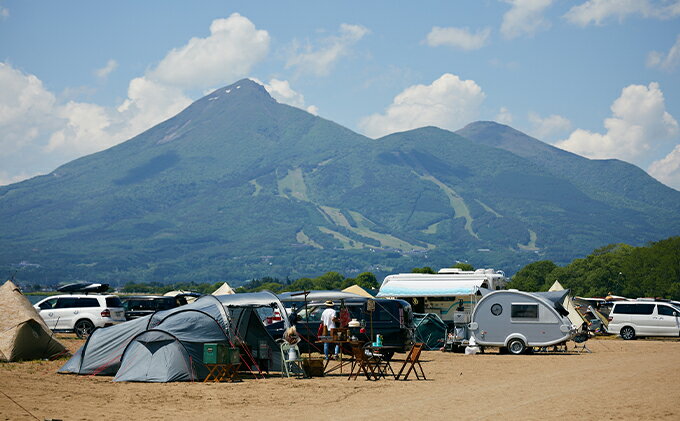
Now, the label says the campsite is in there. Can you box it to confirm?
[0,280,678,420]
[0,335,678,420]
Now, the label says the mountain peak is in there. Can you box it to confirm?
[202,78,274,103]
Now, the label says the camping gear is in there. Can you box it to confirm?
[61,291,288,382]
[204,343,229,364]
[342,284,375,298]
[211,282,235,295]
[0,280,68,362]
[465,337,480,355]
[56,282,109,293]
[395,343,426,381]
[548,281,586,327]
[412,313,447,350]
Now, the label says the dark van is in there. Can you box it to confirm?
[268,291,414,359]
[121,295,178,320]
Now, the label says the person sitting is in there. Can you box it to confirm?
[321,300,340,360]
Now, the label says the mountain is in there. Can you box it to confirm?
[2,80,679,285]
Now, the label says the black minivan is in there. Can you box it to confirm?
[267,291,414,359]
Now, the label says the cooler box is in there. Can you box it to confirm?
[203,343,228,364]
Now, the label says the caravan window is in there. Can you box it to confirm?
[511,304,538,319]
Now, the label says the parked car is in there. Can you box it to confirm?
[120,295,179,320]
[607,299,680,340]
[268,291,414,359]
[34,294,126,338]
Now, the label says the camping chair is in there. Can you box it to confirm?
[362,344,395,379]
[278,340,305,378]
[348,344,379,381]
[572,331,592,354]
[395,343,426,381]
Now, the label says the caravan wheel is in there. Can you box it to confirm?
[507,338,526,355]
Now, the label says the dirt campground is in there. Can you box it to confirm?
[1,336,678,421]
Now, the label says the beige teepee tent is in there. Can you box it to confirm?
[0,280,68,361]
[212,282,235,295]
[342,284,374,298]
[548,280,585,327]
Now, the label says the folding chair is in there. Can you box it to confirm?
[348,345,378,381]
[572,331,592,354]
[278,340,305,378]
[395,343,426,381]
[363,344,395,379]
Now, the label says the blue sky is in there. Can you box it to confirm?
[1,0,680,189]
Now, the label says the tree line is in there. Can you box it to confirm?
[114,238,679,300]
[508,236,680,300]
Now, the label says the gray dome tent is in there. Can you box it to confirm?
[60,291,288,381]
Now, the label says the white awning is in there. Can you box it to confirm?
[377,278,485,298]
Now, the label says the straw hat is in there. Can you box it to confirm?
[325,300,334,307]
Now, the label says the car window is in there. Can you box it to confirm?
[511,304,539,319]
[38,297,58,310]
[634,304,655,315]
[55,297,80,308]
[78,297,100,307]
[106,297,123,307]
[657,305,676,316]
[613,304,635,314]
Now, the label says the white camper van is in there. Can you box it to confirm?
[377,268,507,323]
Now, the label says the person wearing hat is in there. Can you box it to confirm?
[321,300,340,360]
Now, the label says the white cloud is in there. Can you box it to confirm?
[528,112,572,140]
[425,26,491,50]
[94,59,118,80]
[501,0,554,39]
[649,144,680,190]
[564,0,680,26]
[496,107,514,125]
[358,73,485,138]
[150,13,269,90]
[0,14,271,186]
[647,35,680,71]
[0,6,9,19]
[254,78,319,115]
[555,82,679,163]
[286,23,369,76]
[0,63,59,156]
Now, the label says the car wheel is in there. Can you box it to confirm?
[74,319,95,339]
[620,326,635,340]
[507,338,526,355]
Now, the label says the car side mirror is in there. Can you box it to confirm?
[674,312,678,317]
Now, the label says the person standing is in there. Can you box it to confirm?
[321,300,340,360]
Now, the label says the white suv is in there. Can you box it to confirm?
[607,300,680,340]
[34,294,126,338]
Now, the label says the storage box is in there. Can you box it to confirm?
[204,343,229,364]
[226,347,240,365]
[302,358,325,377]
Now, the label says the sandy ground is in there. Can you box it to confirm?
[1,335,679,421]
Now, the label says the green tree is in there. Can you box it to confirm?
[411,267,435,274]
[452,262,474,271]
[354,272,379,290]
[508,260,557,291]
